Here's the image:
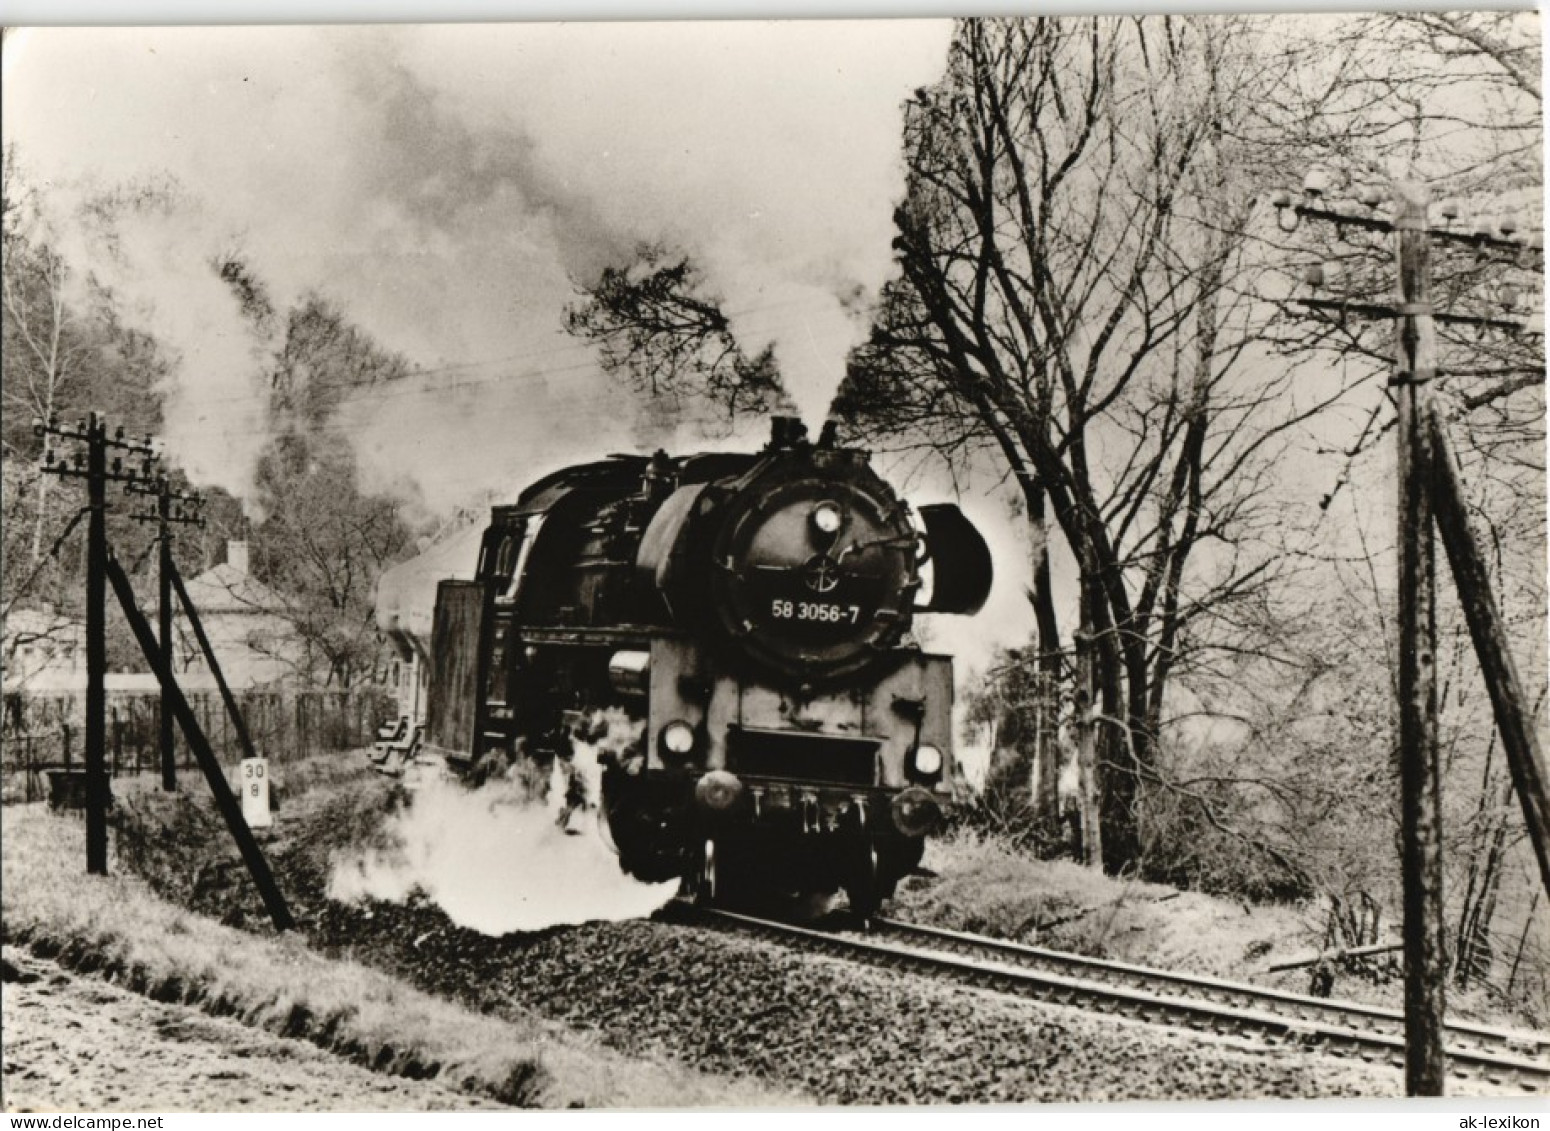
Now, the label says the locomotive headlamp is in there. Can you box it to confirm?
[810,501,843,537]
[913,744,944,777]
[660,720,697,758]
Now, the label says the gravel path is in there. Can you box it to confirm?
[1,947,494,1113]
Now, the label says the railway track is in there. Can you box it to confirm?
[673,904,1550,1094]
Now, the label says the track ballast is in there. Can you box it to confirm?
[672,904,1550,1095]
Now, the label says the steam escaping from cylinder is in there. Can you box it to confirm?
[329,712,674,935]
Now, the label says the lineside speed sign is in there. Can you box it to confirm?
[241,757,272,829]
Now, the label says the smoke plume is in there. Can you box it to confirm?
[4,24,951,513]
[6,23,1038,769]
[41,179,273,504]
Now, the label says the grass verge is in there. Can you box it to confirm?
[2,801,801,1109]
[899,828,1333,977]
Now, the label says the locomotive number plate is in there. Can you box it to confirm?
[769,599,862,625]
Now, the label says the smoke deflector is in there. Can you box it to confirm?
[914,504,993,616]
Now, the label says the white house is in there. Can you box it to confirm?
[176,541,301,688]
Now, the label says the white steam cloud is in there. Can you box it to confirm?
[4,23,952,512]
[45,182,273,504]
[331,724,676,934]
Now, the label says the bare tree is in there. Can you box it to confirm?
[2,149,172,661]
[247,298,417,689]
[250,434,410,689]
[838,17,1372,871]
[1,146,93,563]
[565,244,793,437]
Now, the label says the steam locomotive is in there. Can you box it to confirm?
[374,417,992,917]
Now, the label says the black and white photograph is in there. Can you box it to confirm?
[0,10,1546,1114]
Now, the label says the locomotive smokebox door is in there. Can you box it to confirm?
[701,449,922,687]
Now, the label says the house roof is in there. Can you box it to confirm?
[181,562,289,615]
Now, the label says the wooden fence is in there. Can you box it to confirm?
[0,687,394,805]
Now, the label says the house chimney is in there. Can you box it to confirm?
[227,541,250,576]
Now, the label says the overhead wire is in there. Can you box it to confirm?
[180,305,851,446]
[188,359,654,445]
[166,292,826,411]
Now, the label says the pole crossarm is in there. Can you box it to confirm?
[1296,297,1534,334]
[34,413,157,454]
[127,476,206,527]
[1275,198,1544,261]
[37,414,159,488]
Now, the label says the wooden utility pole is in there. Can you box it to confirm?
[157,487,174,788]
[104,550,294,931]
[84,415,108,873]
[128,476,204,791]
[1426,407,1550,900]
[1275,175,1544,1098]
[1392,181,1447,1097]
[37,413,157,875]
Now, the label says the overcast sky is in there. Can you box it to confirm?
[3,23,955,503]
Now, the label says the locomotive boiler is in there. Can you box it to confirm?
[375,417,992,918]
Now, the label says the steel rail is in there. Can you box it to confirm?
[674,905,1550,1094]
[871,917,1550,1066]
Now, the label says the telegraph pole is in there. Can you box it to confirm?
[36,413,158,874]
[128,476,205,791]
[1272,175,1543,1096]
[84,418,108,872]
[33,415,292,929]
[1392,181,1446,1096]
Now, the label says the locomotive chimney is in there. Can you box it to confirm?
[768,416,809,451]
[639,450,673,501]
